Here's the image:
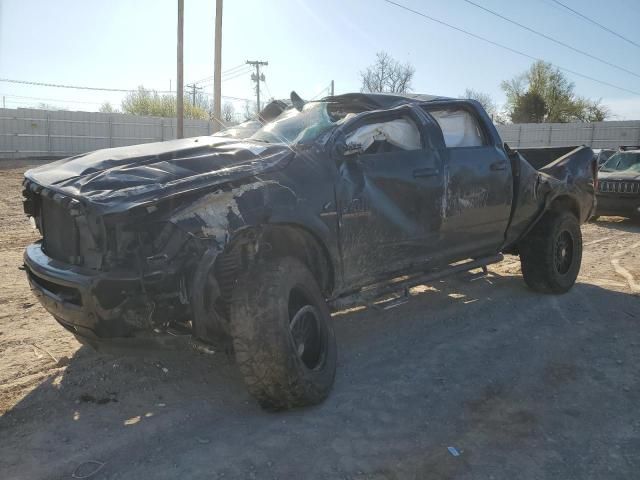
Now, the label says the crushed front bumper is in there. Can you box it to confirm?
[23,243,165,349]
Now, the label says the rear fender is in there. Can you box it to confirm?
[503,146,595,250]
[537,146,596,224]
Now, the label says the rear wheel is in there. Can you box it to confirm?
[230,256,336,410]
[519,211,582,293]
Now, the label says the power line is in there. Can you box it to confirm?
[191,63,249,85]
[462,0,640,79]
[223,68,251,81]
[549,0,640,50]
[0,78,251,105]
[0,77,151,93]
[383,0,640,96]
[0,76,251,97]
[263,80,273,101]
[221,94,252,102]
[202,92,253,102]
[194,68,252,88]
[222,63,248,75]
[0,93,104,105]
[310,84,331,100]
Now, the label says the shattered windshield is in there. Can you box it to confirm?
[250,102,335,145]
[212,120,262,139]
[600,152,640,172]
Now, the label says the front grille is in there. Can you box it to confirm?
[599,180,640,195]
[41,196,80,263]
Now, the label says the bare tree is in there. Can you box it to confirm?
[460,89,496,117]
[99,102,116,113]
[222,102,235,123]
[459,89,509,124]
[242,101,256,121]
[36,103,65,111]
[360,52,415,94]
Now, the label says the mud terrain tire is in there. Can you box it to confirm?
[230,256,337,410]
[519,211,583,294]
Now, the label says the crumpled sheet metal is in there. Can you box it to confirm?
[24,136,293,215]
[503,145,595,248]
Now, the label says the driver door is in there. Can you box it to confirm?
[334,106,446,286]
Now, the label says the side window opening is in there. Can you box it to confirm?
[426,108,486,148]
[344,117,422,156]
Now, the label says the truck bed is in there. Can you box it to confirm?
[515,146,582,170]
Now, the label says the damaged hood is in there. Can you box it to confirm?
[24,136,293,214]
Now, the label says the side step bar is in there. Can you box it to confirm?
[329,254,503,311]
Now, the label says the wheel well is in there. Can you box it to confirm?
[216,225,334,304]
[510,195,581,255]
[548,195,580,220]
[256,225,334,295]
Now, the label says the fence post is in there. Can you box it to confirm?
[590,123,596,148]
[108,116,113,148]
[547,124,553,146]
[517,124,522,147]
[46,112,51,154]
[160,119,164,141]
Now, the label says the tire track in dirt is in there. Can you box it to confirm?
[611,241,640,293]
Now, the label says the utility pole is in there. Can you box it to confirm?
[177,0,184,139]
[246,60,268,113]
[212,0,223,132]
[330,80,334,96]
[186,83,203,107]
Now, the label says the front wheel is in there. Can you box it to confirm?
[519,211,583,294]
[230,256,337,411]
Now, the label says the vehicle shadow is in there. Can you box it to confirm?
[592,216,640,233]
[1,271,639,479]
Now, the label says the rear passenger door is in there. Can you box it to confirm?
[422,105,513,261]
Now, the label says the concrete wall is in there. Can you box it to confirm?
[2,107,640,160]
[0,108,215,159]
[496,121,640,149]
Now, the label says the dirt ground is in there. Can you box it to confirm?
[1,164,639,480]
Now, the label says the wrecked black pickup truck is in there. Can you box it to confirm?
[22,93,597,410]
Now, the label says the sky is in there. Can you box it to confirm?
[1,0,639,120]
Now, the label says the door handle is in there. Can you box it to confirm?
[413,167,439,178]
[490,160,507,171]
